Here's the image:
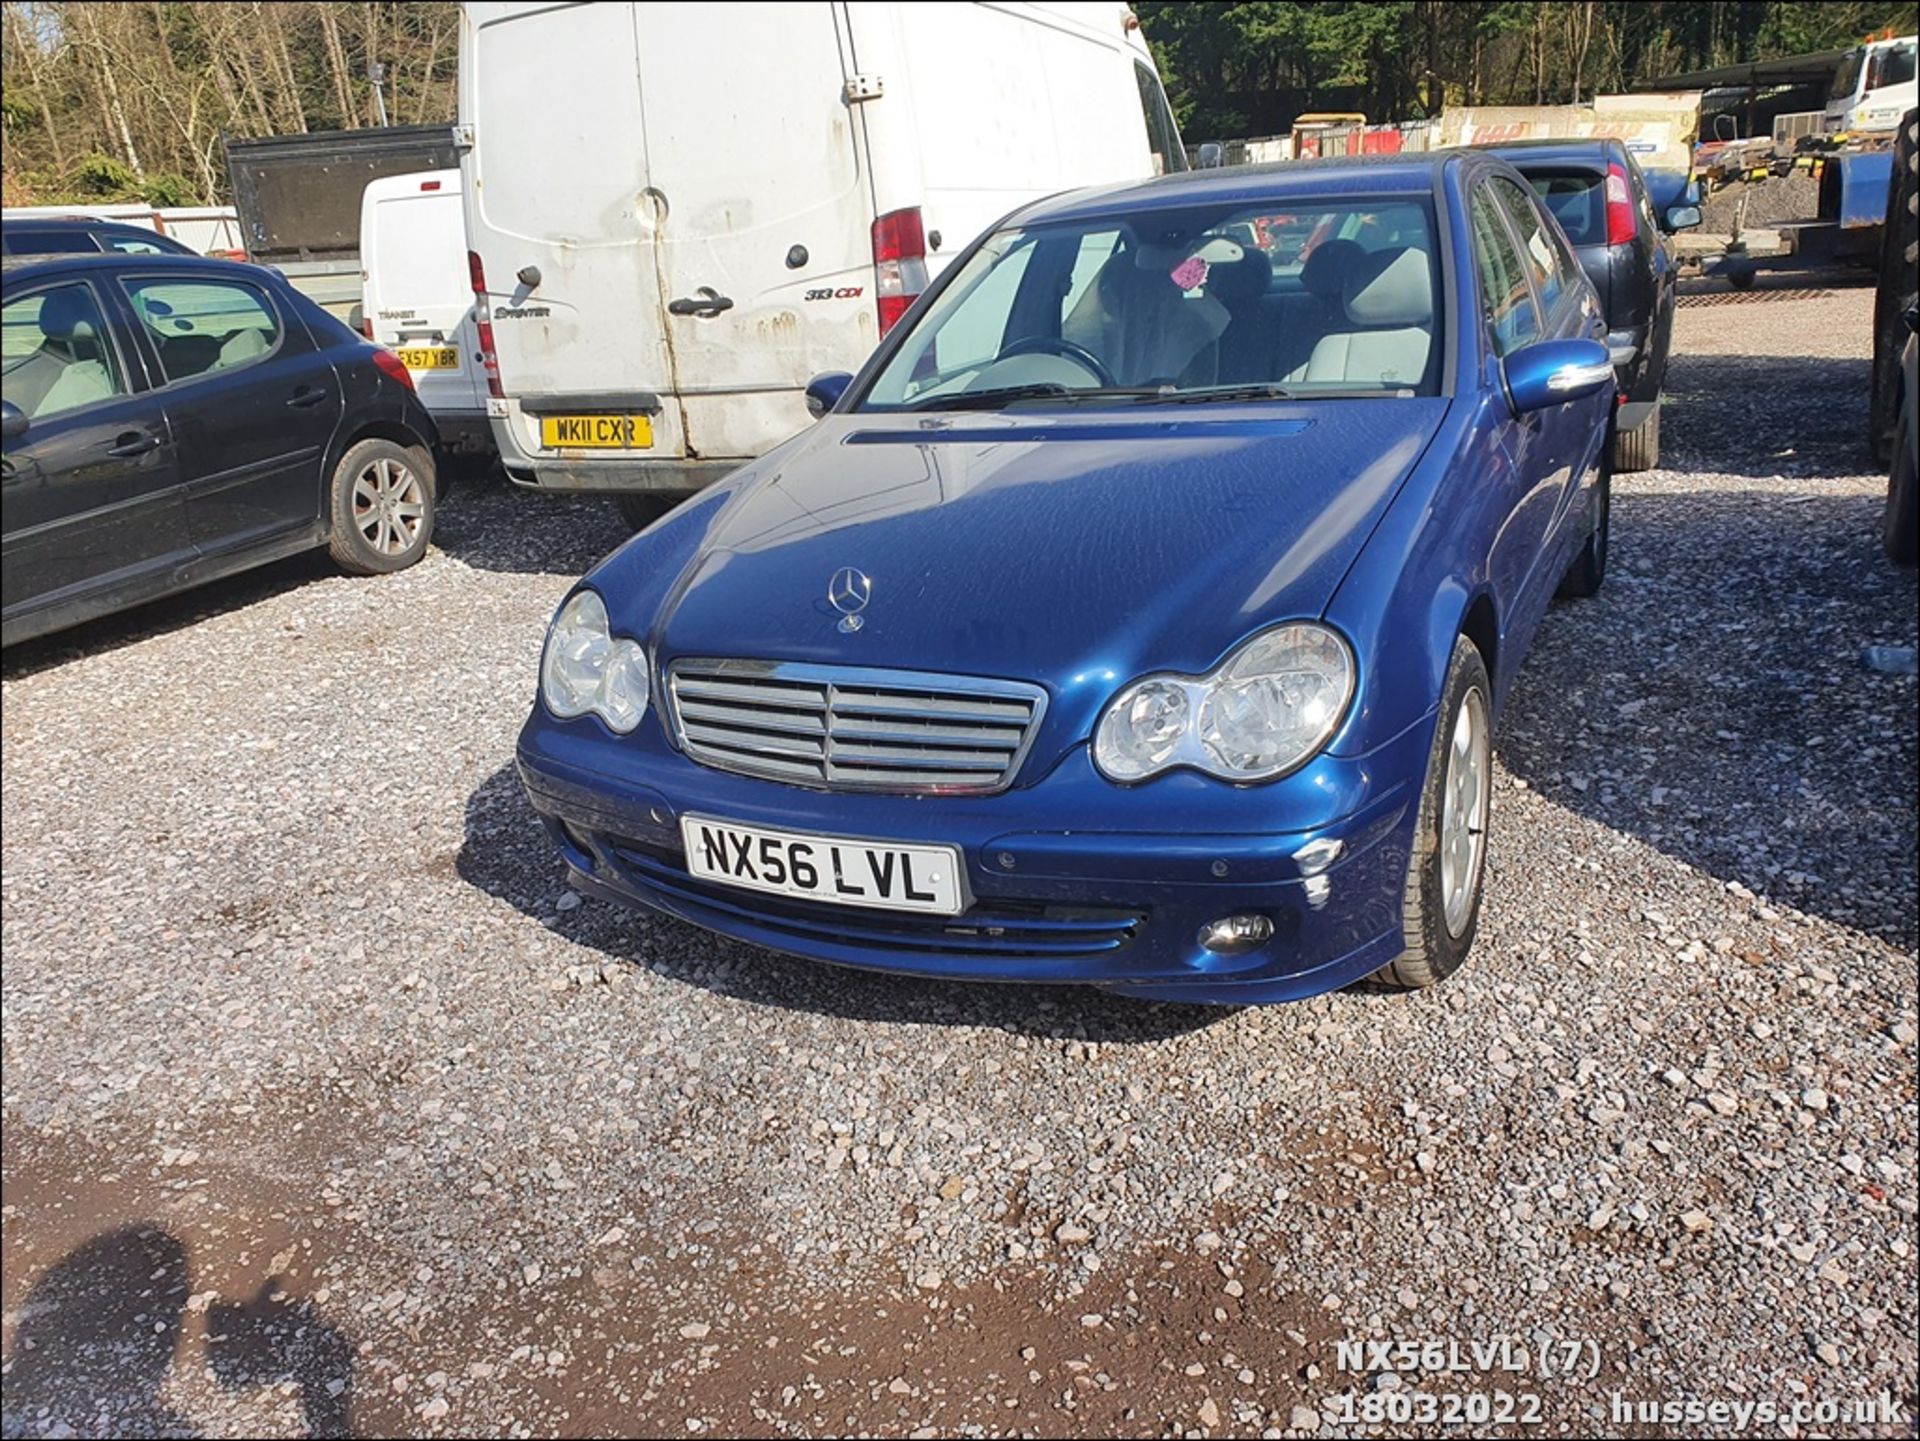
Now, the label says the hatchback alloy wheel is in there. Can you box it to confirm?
[353,455,428,557]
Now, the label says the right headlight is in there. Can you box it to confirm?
[1093,623,1354,783]
[540,589,649,733]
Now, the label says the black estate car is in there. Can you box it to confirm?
[2,253,440,646]
[1480,137,1702,471]
[2,217,200,258]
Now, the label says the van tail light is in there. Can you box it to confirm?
[1604,163,1636,247]
[370,347,417,392]
[871,206,928,336]
[468,249,504,398]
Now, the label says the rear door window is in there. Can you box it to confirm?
[1490,177,1566,317]
[1469,188,1540,357]
[119,277,282,384]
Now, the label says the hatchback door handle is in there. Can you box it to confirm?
[287,386,330,408]
[106,432,160,458]
[668,288,734,317]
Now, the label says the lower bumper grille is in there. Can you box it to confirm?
[610,840,1142,959]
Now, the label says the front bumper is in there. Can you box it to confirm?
[514,704,1436,1004]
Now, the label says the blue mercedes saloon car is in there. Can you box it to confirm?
[515,152,1617,1004]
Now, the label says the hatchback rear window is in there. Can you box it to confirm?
[1524,172,1604,246]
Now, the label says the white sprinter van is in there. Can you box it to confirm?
[458,0,1188,524]
[358,169,493,457]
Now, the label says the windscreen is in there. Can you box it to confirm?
[861,197,1442,408]
[1524,172,1605,246]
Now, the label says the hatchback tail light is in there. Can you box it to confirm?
[1604,163,1637,247]
[370,347,416,392]
[871,206,929,336]
[468,249,504,398]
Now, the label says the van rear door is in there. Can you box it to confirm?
[636,1,874,460]
[363,171,484,417]
[461,2,685,460]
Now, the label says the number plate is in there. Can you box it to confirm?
[680,815,965,916]
[396,345,458,370]
[539,414,652,449]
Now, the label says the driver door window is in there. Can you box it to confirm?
[1469,189,1540,358]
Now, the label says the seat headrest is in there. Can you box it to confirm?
[1205,250,1270,306]
[37,288,99,344]
[1342,247,1433,328]
[1300,238,1365,298]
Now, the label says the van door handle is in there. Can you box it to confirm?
[106,432,160,458]
[287,386,330,408]
[668,288,734,317]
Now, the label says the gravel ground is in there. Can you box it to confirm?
[1698,172,1820,235]
[3,290,1915,1440]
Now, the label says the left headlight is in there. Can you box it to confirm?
[1093,623,1354,783]
[540,589,649,733]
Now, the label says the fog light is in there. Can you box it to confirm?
[1197,914,1274,955]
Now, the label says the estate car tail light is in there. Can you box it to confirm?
[370,347,417,392]
[468,249,505,398]
[1604,162,1636,247]
[871,206,928,336]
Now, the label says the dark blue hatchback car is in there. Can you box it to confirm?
[516,152,1616,1004]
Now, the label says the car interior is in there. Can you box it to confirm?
[1,286,121,419]
[869,200,1441,405]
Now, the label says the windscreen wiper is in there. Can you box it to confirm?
[908,383,1075,411]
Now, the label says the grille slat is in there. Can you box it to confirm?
[668,659,1045,794]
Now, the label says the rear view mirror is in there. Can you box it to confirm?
[1196,142,1225,169]
[1503,338,1614,414]
[805,371,853,419]
[1664,204,1703,232]
[1,400,27,442]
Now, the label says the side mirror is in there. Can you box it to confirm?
[1663,204,1703,232]
[1903,304,1917,336]
[1,399,28,442]
[1196,142,1225,169]
[1503,338,1614,414]
[804,370,853,419]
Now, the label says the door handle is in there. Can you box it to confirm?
[287,386,330,408]
[667,287,734,317]
[106,432,160,458]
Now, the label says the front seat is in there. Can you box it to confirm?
[6,289,116,418]
[1299,246,1433,389]
[1063,243,1230,386]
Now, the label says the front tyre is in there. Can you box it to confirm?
[328,438,436,575]
[1374,636,1493,990]
[1886,401,1918,567]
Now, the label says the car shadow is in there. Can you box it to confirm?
[0,1226,357,1438]
[455,762,1231,1044]
[0,549,336,681]
[1660,351,1875,481]
[428,471,635,578]
[1498,485,1918,948]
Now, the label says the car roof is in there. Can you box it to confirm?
[5,215,174,235]
[1472,137,1621,170]
[1,251,263,283]
[1012,151,1463,226]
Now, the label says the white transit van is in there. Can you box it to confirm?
[458,0,1187,524]
[358,169,492,456]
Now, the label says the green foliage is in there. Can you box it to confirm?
[70,152,139,198]
[1139,0,1920,141]
[139,172,196,208]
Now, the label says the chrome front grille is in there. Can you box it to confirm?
[666,659,1046,795]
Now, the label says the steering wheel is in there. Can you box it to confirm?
[998,335,1118,388]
